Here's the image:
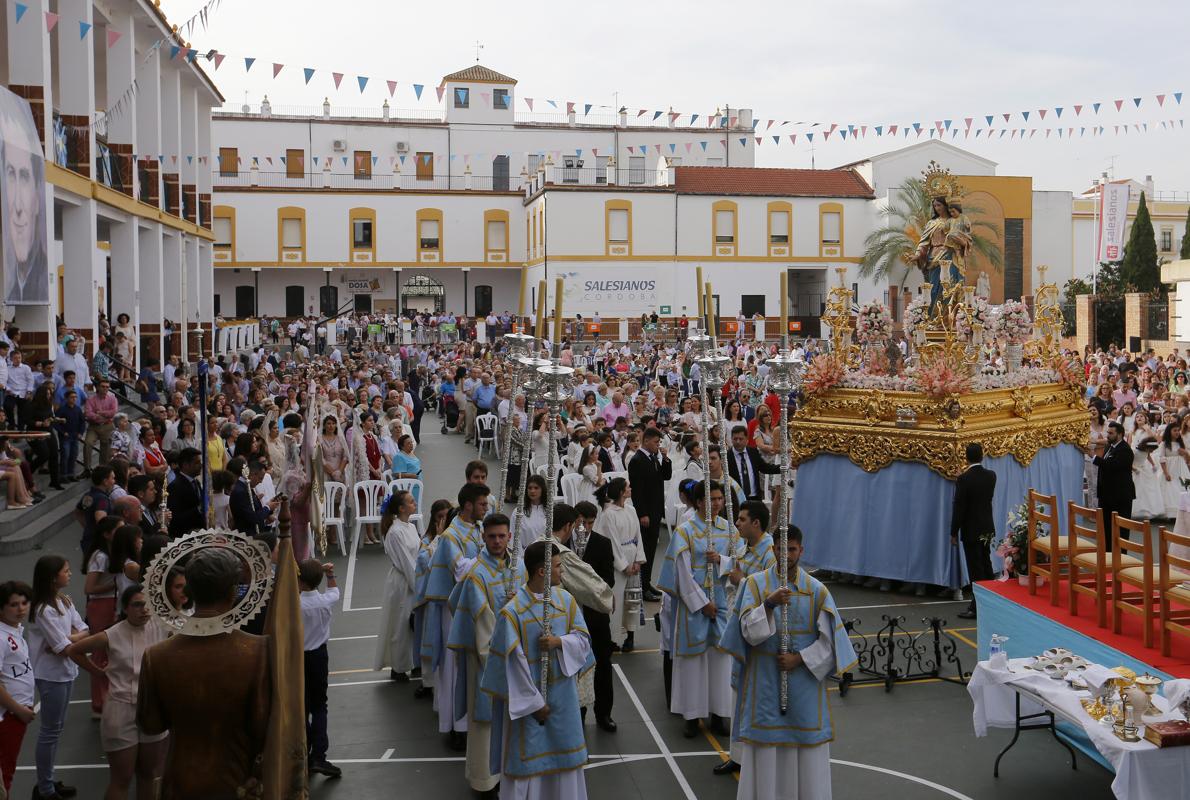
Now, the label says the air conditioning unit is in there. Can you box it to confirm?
[332,139,348,152]
[395,141,410,153]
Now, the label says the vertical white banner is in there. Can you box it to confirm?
[1097,183,1130,263]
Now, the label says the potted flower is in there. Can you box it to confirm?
[995,501,1044,584]
[954,296,991,342]
[994,300,1032,373]
[803,353,846,399]
[916,353,972,401]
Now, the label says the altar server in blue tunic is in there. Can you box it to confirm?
[449,513,525,796]
[481,540,594,800]
[714,500,777,777]
[658,480,735,738]
[424,483,490,748]
[720,526,857,800]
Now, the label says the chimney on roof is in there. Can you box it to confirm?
[260,95,271,118]
[1145,174,1154,199]
[667,106,675,129]
[323,97,331,119]
[619,107,627,128]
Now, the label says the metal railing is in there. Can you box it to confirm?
[211,170,527,192]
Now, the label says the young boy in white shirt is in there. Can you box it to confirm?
[299,560,342,781]
[0,580,35,795]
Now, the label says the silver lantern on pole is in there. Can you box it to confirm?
[494,333,538,514]
[766,351,805,715]
[507,355,552,603]
[535,362,574,710]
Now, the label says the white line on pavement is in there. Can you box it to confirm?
[613,663,697,800]
[829,759,976,800]
[836,600,966,611]
[343,534,359,610]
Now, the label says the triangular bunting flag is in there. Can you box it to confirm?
[245,57,256,71]
[669,143,676,153]
[985,115,993,126]
[525,98,534,110]
[1022,111,1030,121]
[963,117,972,129]
[654,144,662,153]
[1038,109,1046,120]
[279,156,286,165]
[79,21,91,39]
[720,139,727,148]
[684,142,692,153]
[265,157,272,165]
[584,104,592,115]
[823,131,832,141]
[14,4,28,24]
[1002,113,1010,123]
[413,83,423,99]
[653,110,662,121]
[912,122,922,134]
[1055,107,1063,118]
[1093,102,1101,113]
[479,91,490,106]
[303,68,315,85]
[546,100,557,108]
[637,109,647,117]
[699,141,707,151]
[187,155,193,164]
[1114,99,1124,111]
[888,125,898,136]
[1133,97,1142,108]
[944,119,952,130]
[107,29,121,47]
[771,136,779,145]
[372,156,378,166]
[332,72,344,89]
[567,102,576,114]
[840,130,848,140]
[640,143,648,153]
[436,86,446,102]
[272,63,284,78]
[875,126,883,136]
[690,114,699,125]
[187,49,197,63]
[342,156,349,166]
[1175,93,1183,104]
[386,80,397,97]
[1074,104,1082,116]
[766,119,775,130]
[170,45,181,61]
[213,52,225,69]
[626,146,634,154]
[1157,94,1166,106]
[739,138,747,147]
[312,156,319,166]
[357,76,368,92]
[806,132,814,142]
[790,134,797,145]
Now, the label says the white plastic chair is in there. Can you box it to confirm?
[322,481,348,556]
[560,473,585,507]
[389,477,425,533]
[475,413,498,459]
[351,479,388,552]
[535,463,551,479]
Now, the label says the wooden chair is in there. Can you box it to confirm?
[1158,527,1190,657]
[1028,489,1091,606]
[1067,503,1140,627]
[1112,515,1190,648]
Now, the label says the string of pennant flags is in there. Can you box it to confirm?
[13,2,1186,147]
[119,118,1187,173]
[13,0,227,132]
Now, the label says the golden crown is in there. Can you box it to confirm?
[921,160,965,203]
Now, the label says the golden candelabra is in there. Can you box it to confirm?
[822,267,859,367]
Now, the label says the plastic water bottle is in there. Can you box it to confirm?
[989,634,1008,669]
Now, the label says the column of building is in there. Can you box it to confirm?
[137,45,166,371]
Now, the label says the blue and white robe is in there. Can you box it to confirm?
[480,585,593,799]
[719,566,858,800]
[422,515,482,733]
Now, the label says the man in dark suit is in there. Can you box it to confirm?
[628,427,671,601]
[1086,421,1135,538]
[129,474,165,538]
[569,501,617,732]
[950,443,997,619]
[725,425,781,502]
[167,447,206,538]
[595,431,617,474]
[230,459,276,537]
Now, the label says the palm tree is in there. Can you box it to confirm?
[859,178,1004,293]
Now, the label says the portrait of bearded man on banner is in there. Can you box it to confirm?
[0,86,49,306]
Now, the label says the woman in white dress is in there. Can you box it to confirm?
[1132,434,1165,520]
[1159,419,1190,518]
[518,475,548,546]
[375,490,421,680]
[593,478,646,648]
[1085,403,1107,508]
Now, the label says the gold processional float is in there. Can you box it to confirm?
[788,162,1089,479]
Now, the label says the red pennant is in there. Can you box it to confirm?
[213,52,225,69]
[1003,113,1010,123]
[435,86,445,101]
[637,109,647,117]
[332,72,344,89]
[272,63,284,78]
[525,98,534,111]
[1038,109,1047,120]
[964,117,972,129]
[386,80,397,97]
[1073,104,1082,116]
[888,125,898,135]
[45,11,59,32]
[828,123,838,135]
[1157,94,1166,106]
[789,134,796,145]
[1114,99,1124,111]
[766,120,775,130]
[107,29,122,48]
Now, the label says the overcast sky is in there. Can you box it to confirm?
[162,0,1190,195]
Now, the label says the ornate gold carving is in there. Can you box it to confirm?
[922,160,966,204]
[790,382,1089,479]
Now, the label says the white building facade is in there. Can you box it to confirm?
[2,0,221,366]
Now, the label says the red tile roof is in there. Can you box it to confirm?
[440,65,517,85]
[672,166,874,198]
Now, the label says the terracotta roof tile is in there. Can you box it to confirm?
[672,166,874,198]
[440,65,517,85]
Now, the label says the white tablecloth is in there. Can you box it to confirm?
[968,659,1190,800]
[1173,492,1190,561]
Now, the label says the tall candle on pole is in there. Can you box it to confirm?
[780,271,789,351]
[535,279,547,340]
[553,277,564,353]
[704,282,714,340]
[696,266,705,331]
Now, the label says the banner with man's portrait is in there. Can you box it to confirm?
[0,86,49,306]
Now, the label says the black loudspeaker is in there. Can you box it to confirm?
[1129,336,1141,352]
[320,285,338,318]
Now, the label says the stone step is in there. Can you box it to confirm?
[0,480,86,555]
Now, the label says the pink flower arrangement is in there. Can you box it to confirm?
[855,301,892,345]
[954,297,991,338]
[904,296,930,340]
[994,300,1033,344]
[1051,352,1085,389]
[996,502,1033,578]
[916,355,972,401]
[803,353,846,398]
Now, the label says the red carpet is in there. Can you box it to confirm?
[979,578,1190,678]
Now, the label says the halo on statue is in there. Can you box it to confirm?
[143,528,275,637]
[921,159,965,203]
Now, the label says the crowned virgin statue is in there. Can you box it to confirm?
[913,162,969,316]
